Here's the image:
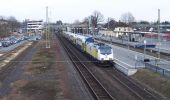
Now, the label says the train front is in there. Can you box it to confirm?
[98,45,114,64]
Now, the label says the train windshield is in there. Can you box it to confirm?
[99,47,112,54]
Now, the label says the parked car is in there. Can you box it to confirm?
[24,36,29,40]
[0,42,2,47]
[2,41,11,47]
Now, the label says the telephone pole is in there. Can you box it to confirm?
[158,9,160,60]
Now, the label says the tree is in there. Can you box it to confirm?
[8,16,20,32]
[104,17,116,30]
[56,20,63,25]
[120,12,135,24]
[81,17,90,28]
[73,19,81,25]
[0,16,21,37]
[139,21,150,24]
[90,11,104,28]
[115,21,129,27]
[161,21,170,25]
[8,16,17,22]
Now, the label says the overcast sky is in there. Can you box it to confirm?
[0,0,169,23]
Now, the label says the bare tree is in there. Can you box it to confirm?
[8,16,20,32]
[120,12,135,24]
[0,16,21,37]
[8,16,17,21]
[82,17,89,26]
[90,11,104,28]
[116,21,129,27]
[56,20,63,25]
[73,19,81,25]
[104,17,116,30]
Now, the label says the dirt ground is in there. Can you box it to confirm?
[132,69,170,100]
[0,36,75,100]
[2,38,64,100]
[0,41,59,99]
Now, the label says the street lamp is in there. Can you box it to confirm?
[128,33,130,50]
[126,32,131,57]
[144,40,147,68]
[135,55,138,69]
[144,40,147,60]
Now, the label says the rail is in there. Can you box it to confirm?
[58,34,115,100]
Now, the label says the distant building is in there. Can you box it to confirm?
[22,19,43,33]
[114,27,134,33]
[99,27,134,37]
[70,24,89,34]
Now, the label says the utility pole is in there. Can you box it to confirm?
[46,6,50,48]
[158,9,161,61]
[89,16,91,35]
[108,18,112,43]
[108,18,110,30]
[128,32,130,51]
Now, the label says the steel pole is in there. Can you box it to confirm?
[158,9,161,61]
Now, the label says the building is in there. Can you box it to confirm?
[99,27,134,37]
[22,19,44,33]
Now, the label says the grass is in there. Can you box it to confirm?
[28,47,56,74]
[132,69,170,99]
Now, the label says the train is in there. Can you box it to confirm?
[63,32,114,65]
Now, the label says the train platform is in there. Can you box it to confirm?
[113,45,144,68]
[96,38,170,76]
[95,36,170,54]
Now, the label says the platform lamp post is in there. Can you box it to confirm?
[74,28,76,33]
[144,40,147,59]
[127,32,130,57]
[135,55,138,69]
[144,40,146,67]
[128,32,130,50]
[78,27,80,34]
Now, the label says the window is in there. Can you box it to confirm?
[99,47,112,54]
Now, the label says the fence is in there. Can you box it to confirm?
[145,62,170,77]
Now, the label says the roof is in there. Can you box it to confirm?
[76,34,94,43]
[86,42,112,49]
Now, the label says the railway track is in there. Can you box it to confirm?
[58,34,115,100]
[57,33,162,100]
[95,38,170,61]
[103,67,161,100]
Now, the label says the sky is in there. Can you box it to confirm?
[0,0,169,23]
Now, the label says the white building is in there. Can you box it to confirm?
[99,27,134,37]
[22,20,43,33]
